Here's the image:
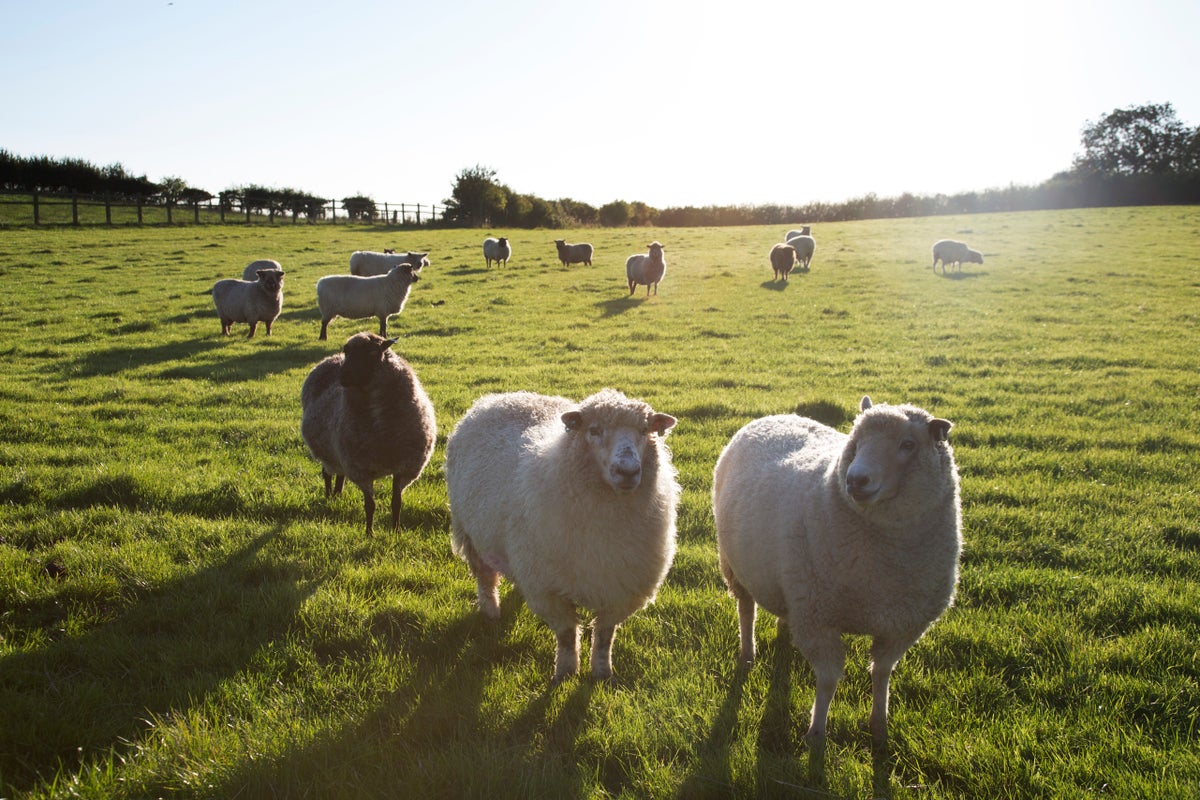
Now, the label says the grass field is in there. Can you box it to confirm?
[1,208,1198,799]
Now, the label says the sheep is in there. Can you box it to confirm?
[349,250,430,277]
[769,243,797,282]
[315,263,421,341]
[785,234,816,271]
[242,259,283,281]
[445,388,680,684]
[211,268,284,338]
[300,332,436,537]
[930,239,983,274]
[712,396,961,747]
[625,241,666,296]
[785,226,811,240]
[483,236,512,268]
[554,239,594,267]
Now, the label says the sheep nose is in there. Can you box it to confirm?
[846,472,873,501]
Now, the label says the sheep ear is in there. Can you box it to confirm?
[860,396,873,411]
[381,338,398,351]
[929,418,952,441]
[562,411,583,431]
[649,413,677,436]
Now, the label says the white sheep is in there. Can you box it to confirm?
[300,332,436,537]
[349,250,430,277]
[785,234,816,271]
[713,396,961,746]
[785,226,811,240]
[315,263,421,341]
[445,388,680,684]
[930,239,983,274]
[483,236,512,268]
[211,268,284,338]
[625,241,667,296]
[554,239,594,267]
[242,259,283,281]
[769,243,797,282]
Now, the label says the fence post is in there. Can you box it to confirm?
[194,203,200,224]
[219,201,225,223]
[166,201,173,224]
[33,192,39,225]
[246,203,251,224]
[106,196,112,226]
[416,204,422,225]
[137,197,143,224]
[72,195,80,226]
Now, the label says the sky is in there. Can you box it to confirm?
[3,0,1199,211]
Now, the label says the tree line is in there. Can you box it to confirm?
[5,103,1199,227]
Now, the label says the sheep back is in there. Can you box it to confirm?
[350,250,430,277]
[212,269,284,338]
[445,388,680,680]
[315,263,421,340]
[713,396,960,741]
[785,234,816,270]
[769,243,797,281]
[300,332,436,536]
[242,259,283,281]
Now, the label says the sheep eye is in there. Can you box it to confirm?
[900,439,916,452]
[588,425,603,437]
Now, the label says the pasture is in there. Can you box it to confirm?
[1,207,1198,798]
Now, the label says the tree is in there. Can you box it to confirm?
[342,195,377,221]
[444,164,507,227]
[599,200,631,227]
[1074,102,1198,176]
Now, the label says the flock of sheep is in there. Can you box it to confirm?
[206,228,979,747]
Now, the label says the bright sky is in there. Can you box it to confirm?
[3,0,1198,210]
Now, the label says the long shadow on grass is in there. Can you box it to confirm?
[595,295,645,318]
[675,666,748,797]
[157,343,329,382]
[0,527,320,795]
[63,338,226,377]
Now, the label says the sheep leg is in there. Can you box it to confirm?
[796,631,846,742]
[528,592,580,684]
[322,470,335,497]
[319,318,330,340]
[377,316,388,337]
[869,636,913,747]
[264,320,273,335]
[246,321,258,339]
[736,594,757,664]
[589,617,621,682]
[220,318,233,335]
[389,475,406,530]
[359,483,376,537]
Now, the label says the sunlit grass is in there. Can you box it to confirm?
[1,208,1198,797]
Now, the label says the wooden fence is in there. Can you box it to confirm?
[0,192,445,227]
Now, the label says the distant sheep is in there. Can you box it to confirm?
[713,396,962,746]
[445,389,680,684]
[483,236,512,268]
[785,226,811,240]
[212,268,284,338]
[930,239,983,274]
[300,332,436,537]
[769,243,797,282]
[242,259,283,281]
[349,250,430,277]
[554,239,594,267]
[315,263,421,341]
[625,241,666,296]
[785,234,816,271]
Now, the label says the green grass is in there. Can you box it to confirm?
[1,208,1198,798]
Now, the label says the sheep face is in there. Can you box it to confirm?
[256,269,284,292]
[647,242,664,262]
[561,393,676,494]
[967,249,984,265]
[338,333,397,388]
[841,396,952,508]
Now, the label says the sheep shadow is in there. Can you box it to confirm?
[935,269,986,280]
[157,343,330,382]
[595,295,645,318]
[674,666,748,797]
[0,528,319,796]
[760,279,789,291]
[63,338,226,378]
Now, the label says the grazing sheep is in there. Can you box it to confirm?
[625,242,667,296]
[769,243,797,282]
[349,250,430,277]
[315,263,421,341]
[554,239,594,267]
[445,389,680,684]
[931,239,983,274]
[212,268,284,338]
[713,396,961,746]
[785,226,811,240]
[483,236,512,268]
[785,234,816,271]
[242,259,283,281]
[300,333,436,537]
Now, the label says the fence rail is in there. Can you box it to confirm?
[0,191,445,227]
